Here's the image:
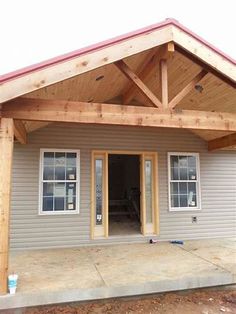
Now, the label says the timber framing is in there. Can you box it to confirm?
[208,133,236,151]
[13,120,27,144]
[117,45,207,110]
[0,118,14,294]
[172,28,236,86]
[114,60,162,108]
[0,18,235,298]
[2,98,236,132]
[175,45,236,88]
[160,59,168,108]
[168,70,208,109]
[122,48,159,104]
[122,43,175,104]
[0,25,173,103]
[0,20,235,103]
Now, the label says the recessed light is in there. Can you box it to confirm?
[195,84,204,93]
[96,75,104,81]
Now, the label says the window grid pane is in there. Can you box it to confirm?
[170,154,198,209]
[41,151,78,212]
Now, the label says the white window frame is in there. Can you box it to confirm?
[168,152,201,212]
[39,148,80,215]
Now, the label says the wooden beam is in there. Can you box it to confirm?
[159,43,175,109]
[173,27,236,85]
[160,59,168,108]
[2,98,236,132]
[208,133,236,151]
[122,49,158,104]
[162,42,175,59]
[123,43,174,104]
[0,26,173,103]
[14,120,27,144]
[0,25,235,104]
[24,121,51,133]
[0,118,14,294]
[169,70,208,109]
[114,60,162,108]
[175,45,236,89]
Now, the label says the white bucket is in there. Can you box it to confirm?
[8,274,18,294]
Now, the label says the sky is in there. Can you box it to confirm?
[0,0,235,75]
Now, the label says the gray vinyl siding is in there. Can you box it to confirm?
[10,124,236,249]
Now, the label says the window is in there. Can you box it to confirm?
[39,149,80,214]
[168,152,201,211]
[95,158,103,225]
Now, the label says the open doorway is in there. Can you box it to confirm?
[108,154,141,236]
[91,150,158,239]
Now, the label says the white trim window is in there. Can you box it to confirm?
[168,152,201,211]
[39,149,80,215]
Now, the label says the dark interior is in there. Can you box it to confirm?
[108,154,141,236]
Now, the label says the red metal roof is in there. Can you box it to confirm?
[0,18,235,84]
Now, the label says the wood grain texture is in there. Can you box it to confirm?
[169,70,208,109]
[2,98,236,132]
[0,26,173,103]
[114,60,162,108]
[14,120,27,144]
[160,59,168,108]
[173,28,236,84]
[23,50,235,114]
[0,118,14,294]
[208,133,236,151]
[122,48,159,104]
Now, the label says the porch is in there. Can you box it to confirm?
[1,238,235,310]
[0,19,236,297]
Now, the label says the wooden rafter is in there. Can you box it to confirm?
[208,133,236,151]
[0,24,235,104]
[122,49,158,104]
[169,69,208,109]
[175,45,236,89]
[117,45,209,111]
[114,60,162,108]
[2,98,236,132]
[24,121,51,133]
[14,120,27,144]
[122,43,175,105]
[0,26,173,104]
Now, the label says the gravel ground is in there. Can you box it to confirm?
[2,287,236,314]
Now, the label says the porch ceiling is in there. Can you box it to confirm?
[21,47,236,149]
[24,49,236,113]
[1,19,235,150]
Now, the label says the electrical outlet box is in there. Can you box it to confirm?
[192,216,197,223]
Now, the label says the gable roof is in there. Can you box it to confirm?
[0,18,235,103]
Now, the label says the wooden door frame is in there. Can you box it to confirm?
[91,150,159,238]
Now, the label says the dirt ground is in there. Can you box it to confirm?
[3,287,236,314]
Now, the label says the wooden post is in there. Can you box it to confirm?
[160,59,168,109]
[0,118,14,294]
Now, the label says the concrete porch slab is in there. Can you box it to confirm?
[0,238,235,310]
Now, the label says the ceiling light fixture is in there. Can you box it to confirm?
[195,84,204,93]
[96,75,104,81]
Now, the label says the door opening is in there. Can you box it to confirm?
[91,150,159,239]
[108,154,141,236]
